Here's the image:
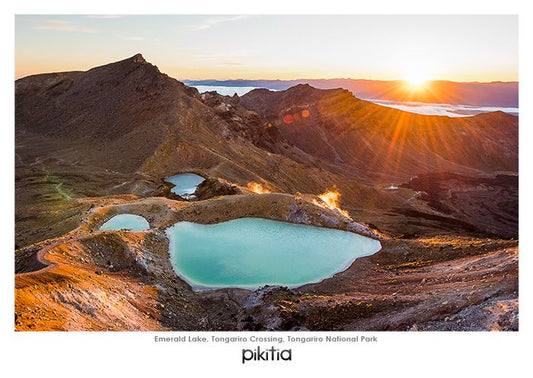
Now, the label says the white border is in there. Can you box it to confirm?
[3,1,530,377]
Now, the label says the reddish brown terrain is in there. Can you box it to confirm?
[15,55,518,331]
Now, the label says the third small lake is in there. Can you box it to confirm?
[165,173,205,197]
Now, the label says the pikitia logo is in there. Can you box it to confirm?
[242,346,292,364]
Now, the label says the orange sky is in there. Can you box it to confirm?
[15,15,518,82]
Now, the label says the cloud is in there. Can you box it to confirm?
[32,19,97,33]
[190,15,256,31]
[368,99,519,117]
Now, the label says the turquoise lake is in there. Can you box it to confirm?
[166,218,382,290]
[165,173,205,197]
[100,214,150,231]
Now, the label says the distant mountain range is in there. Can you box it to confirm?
[184,78,518,108]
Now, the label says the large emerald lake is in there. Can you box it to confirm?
[166,218,381,290]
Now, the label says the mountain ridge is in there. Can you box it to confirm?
[185,78,518,107]
[15,54,518,247]
[16,54,518,181]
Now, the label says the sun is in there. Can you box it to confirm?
[406,75,427,87]
[404,69,431,89]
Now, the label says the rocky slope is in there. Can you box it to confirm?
[15,54,518,331]
[241,84,518,178]
[15,193,517,331]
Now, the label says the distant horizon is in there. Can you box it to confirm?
[15,55,518,84]
[180,78,519,84]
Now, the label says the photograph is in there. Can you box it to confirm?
[14,14,518,334]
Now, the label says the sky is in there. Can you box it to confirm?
[15,15,518,82]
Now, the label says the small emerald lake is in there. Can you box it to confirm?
[166,218,381,290]
[100,214,150,231]
[165,173,205,197]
